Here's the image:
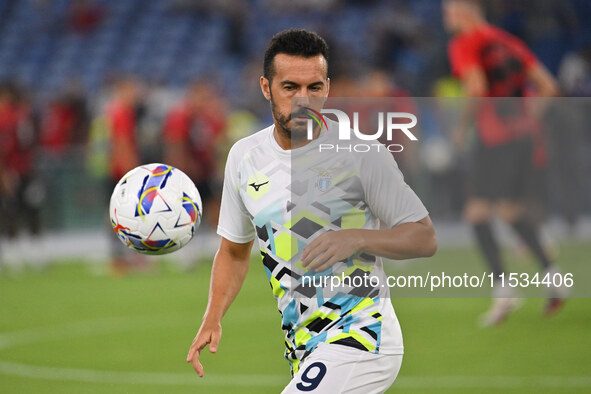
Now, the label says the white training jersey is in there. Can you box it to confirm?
[217,120,428,375]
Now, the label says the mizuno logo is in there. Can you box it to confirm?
[249,181,269,192]
[247,173,270,200]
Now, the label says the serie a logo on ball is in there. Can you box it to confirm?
[109,163,203,255]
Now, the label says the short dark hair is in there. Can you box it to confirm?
[263,29,329,81]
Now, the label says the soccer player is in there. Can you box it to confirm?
[0,81,41,242]
[186,29,437,393]
[163,80,226,229]
[104,76,142,275]
[443,0,563,325]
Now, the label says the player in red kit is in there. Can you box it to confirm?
[0,82,40,244]
[104,76,142,275]
[163,80,226,229]
[443,0,564,326]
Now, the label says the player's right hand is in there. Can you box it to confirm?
[186,320,222,377]
[0,170,19,197]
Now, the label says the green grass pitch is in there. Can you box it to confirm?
[0,243,590,393]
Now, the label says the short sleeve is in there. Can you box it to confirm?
[507,34,539,71]
[360,148,429,228]
[449,35,480,78]
[216,144,256,243]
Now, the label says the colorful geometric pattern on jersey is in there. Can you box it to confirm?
[218,123,427,376]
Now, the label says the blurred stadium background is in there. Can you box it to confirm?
[0,0,590,393]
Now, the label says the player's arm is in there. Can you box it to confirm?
[164,140,194,177]
[111,109,139,172]
[452,66,487,148]
[525,64,560,119]
[302,216,437,272]
[528,64,560,97]
[112,137,139,171]
[186,237,253,377]
[461,66,488,97]
[0,162,19,197]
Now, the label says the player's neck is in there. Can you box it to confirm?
[459,18,486,34]
[273,126,307,151]
[273,123,321,151]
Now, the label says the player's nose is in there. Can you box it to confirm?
[294,88,312,102]
[292,96,310,114]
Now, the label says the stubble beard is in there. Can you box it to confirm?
[270,95,309,144]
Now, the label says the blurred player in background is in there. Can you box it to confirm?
[40,82,90,230]
[163,80,227,269]
[443,0,563,326]
[0,81,42,267]
[163,79,226,229]
[187,29,437,393]
[105,76,142,275]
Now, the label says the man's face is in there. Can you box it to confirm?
[188,82,212,112]
[260,54,329,140]
[117,80,140,105]
[443,0,467,33]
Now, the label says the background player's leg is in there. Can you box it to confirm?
[467,198,522,326]
[465,198,503,278]
[0,193,4,272]
[497,200,551,270]
[107,177,130,276]
[501,138,554,269]
[497,200,566,315]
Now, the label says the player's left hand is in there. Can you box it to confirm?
[301,230,364,272]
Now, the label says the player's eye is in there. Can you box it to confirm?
[309,85,323,93]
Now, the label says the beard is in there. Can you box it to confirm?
[270,98,310,143]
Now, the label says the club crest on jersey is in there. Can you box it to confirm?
[317,176,331,192]
[311,167,340,192]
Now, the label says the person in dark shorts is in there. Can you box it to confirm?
[470,128,535,201]
[443,0,564,325]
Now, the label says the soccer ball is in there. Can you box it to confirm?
[109,163,202,255]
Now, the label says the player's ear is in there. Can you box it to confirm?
[326,77,330,97]
[260,76,271,101]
